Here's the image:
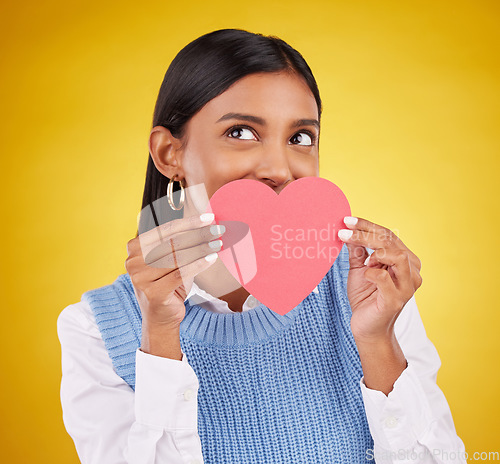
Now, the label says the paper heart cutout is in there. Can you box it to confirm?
[207,176,350,315]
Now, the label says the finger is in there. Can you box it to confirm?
[343,216,402,236]
[137,220,224,263]
[339,227,422,274]
[346,242,370,267]
[125,222,224,282]
[343,216,391,232]
[137,213,217,250]
[365,246,421,288]
[126,256,170,284]
[341,216,423,271]
[365,248,414,295]
[338,225,403,251]
[364,267,402,312]
[149,249,219,294]
[146,237,223,269]
[410,266,423,292]
[143,224,226,264]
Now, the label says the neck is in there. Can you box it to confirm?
[194,257,250,313]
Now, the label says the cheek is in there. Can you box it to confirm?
[204,160,253,198]
[290,154,319,178]
[215,154,254,178]
[182,138,218,181]
[185,152,253,199]
[206,152,266,197]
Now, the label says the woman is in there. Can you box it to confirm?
[57,29,467,463]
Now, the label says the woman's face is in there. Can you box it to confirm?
[182,71,319,199]
[153,70,320,210]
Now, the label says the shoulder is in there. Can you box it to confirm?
[57,299,102,344]
[57,272,132,339]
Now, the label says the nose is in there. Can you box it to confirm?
[254,145,293,194]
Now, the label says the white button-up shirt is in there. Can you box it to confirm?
[57,282,467,464]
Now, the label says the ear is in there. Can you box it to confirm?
[148,126,185,180]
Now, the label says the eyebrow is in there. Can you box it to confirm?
[216,112,320,130]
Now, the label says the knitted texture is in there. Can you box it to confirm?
[81,244,374,463]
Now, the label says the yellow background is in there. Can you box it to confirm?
[1,0,498,461]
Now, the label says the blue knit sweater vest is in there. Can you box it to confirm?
[82,244,374,463]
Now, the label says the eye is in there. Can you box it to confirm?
[290,131,315,146]
[226,125,257,140]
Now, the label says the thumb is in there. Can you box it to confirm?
[346,242,370,268]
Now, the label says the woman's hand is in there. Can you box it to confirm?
[337,216,423,345]
[125,213,225,358]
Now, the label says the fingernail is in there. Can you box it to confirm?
[344,216,358,226]
[210,224,226,235]
[205,252,218,262]
[364,255,370,266]
[208,239,222,249]
[200,213,215,222]
[338,229,353,241]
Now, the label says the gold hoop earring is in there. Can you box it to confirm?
[167,175,185,211]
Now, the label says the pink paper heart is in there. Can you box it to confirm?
[207,177,350,315]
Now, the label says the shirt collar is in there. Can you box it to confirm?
[185,281,319,314]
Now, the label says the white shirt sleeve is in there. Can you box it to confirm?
[359,295,467,464]
[57,301,204,464]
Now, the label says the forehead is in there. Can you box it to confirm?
[196,71,319,122]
